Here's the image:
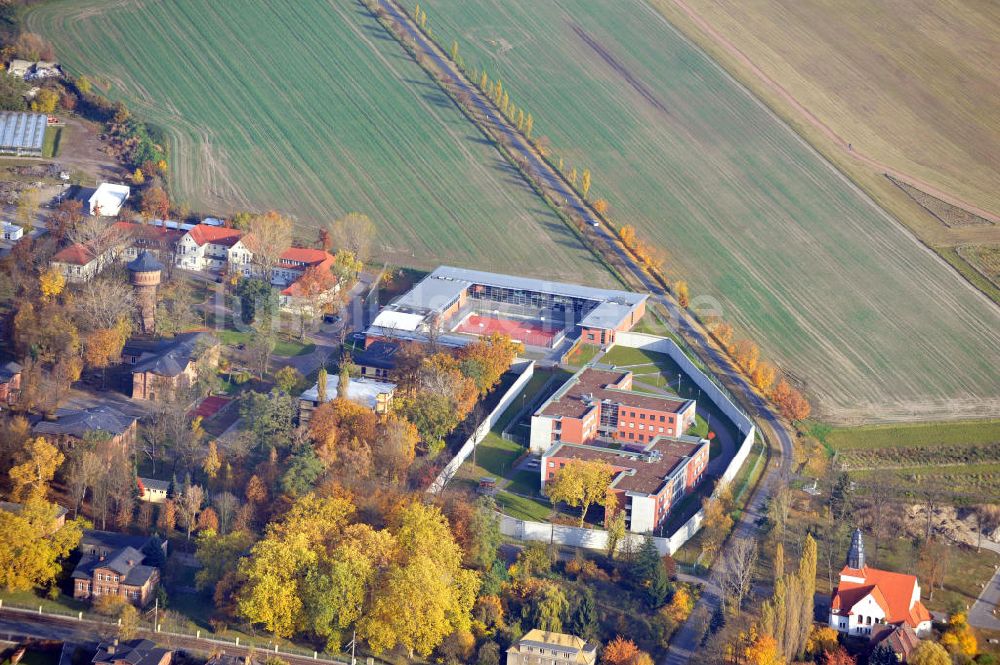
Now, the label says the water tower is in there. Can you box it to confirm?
[126,250,164,334]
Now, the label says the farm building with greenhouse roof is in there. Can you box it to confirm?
[0,112,47,156]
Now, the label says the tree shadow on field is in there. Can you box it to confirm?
[464,135,494,147]
[403,77,437,90]
[360,24,394,43]
[422,92,451,109]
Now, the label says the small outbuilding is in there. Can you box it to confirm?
[89,182,131,217]
[2,222,22,241]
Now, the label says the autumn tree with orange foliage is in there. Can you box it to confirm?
[770,379,811,421]
[712,321,734,349]
[458,333,522,396]
[620,224,637,250]
[197,506,219,533]
[675,281,689,308]
[731,339,760,374]
[602,637,653,665]
[140,186,170,223]
[374,414,418,481]
[821,647,855,665]
[309,397,377,467]
[593,198,609,215]
[725,624,784,665]
[751,362,776,392]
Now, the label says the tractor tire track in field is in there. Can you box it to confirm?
[661,0,1000,225]
[568,22,670,116]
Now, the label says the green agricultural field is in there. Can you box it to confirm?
[824,419,1000,451]
[26,0,614,286]
[827,419,1000,501]
[402,0,1000,423]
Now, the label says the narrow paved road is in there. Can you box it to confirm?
[969,540,1000,630]
[376,3,794,661]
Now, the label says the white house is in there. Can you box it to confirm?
[2,223,23,241]
[829,529,932,639]
[174,223,243,272]
[89,183,131,217]
[137,477,169,503]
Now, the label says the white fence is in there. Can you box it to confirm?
[500,334,760,555]
[427,359,535,493]
[499,513,673,554]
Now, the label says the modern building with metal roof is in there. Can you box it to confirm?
[366,265,648,349]
[0,112,47,156]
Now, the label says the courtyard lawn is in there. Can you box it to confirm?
[602,345,740,445]
[458,432,524,482]
[496,490,551,523]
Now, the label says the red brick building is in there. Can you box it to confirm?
[541,434,709,533]
[72,531,166,607]
[529,367,696,453]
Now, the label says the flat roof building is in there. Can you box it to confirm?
[366,266,647,348]
[0,112,47,156]
[542,434,709,533]
[89,183,131,217]
[529,366,696,453]
[298,374,396,424]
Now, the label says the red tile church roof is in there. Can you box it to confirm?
[832,566,931,628]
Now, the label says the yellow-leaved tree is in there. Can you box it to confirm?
[237,495,478,655]
[358,501,479,657]
[546,459,614,527]
[9,436,64,502]
[39,266,66,301]
[0,496,85,591]
[1,435,84,591]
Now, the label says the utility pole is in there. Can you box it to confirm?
[347,631,357,665]
[153,597,158,632]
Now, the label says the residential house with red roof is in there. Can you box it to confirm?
[50,242,114,283]
[176,223,338,310]
[49,221,177,283]
[174,223,243,272]
[829,529,932,638]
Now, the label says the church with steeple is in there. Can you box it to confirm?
[829,528,932,638]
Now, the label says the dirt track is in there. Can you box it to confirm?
[665,0,1000,225]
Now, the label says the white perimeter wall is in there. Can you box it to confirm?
[427,359,535,494]
[499,333,759,556]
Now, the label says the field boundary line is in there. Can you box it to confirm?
[655,0,999,225]
[642,0,1000,314]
